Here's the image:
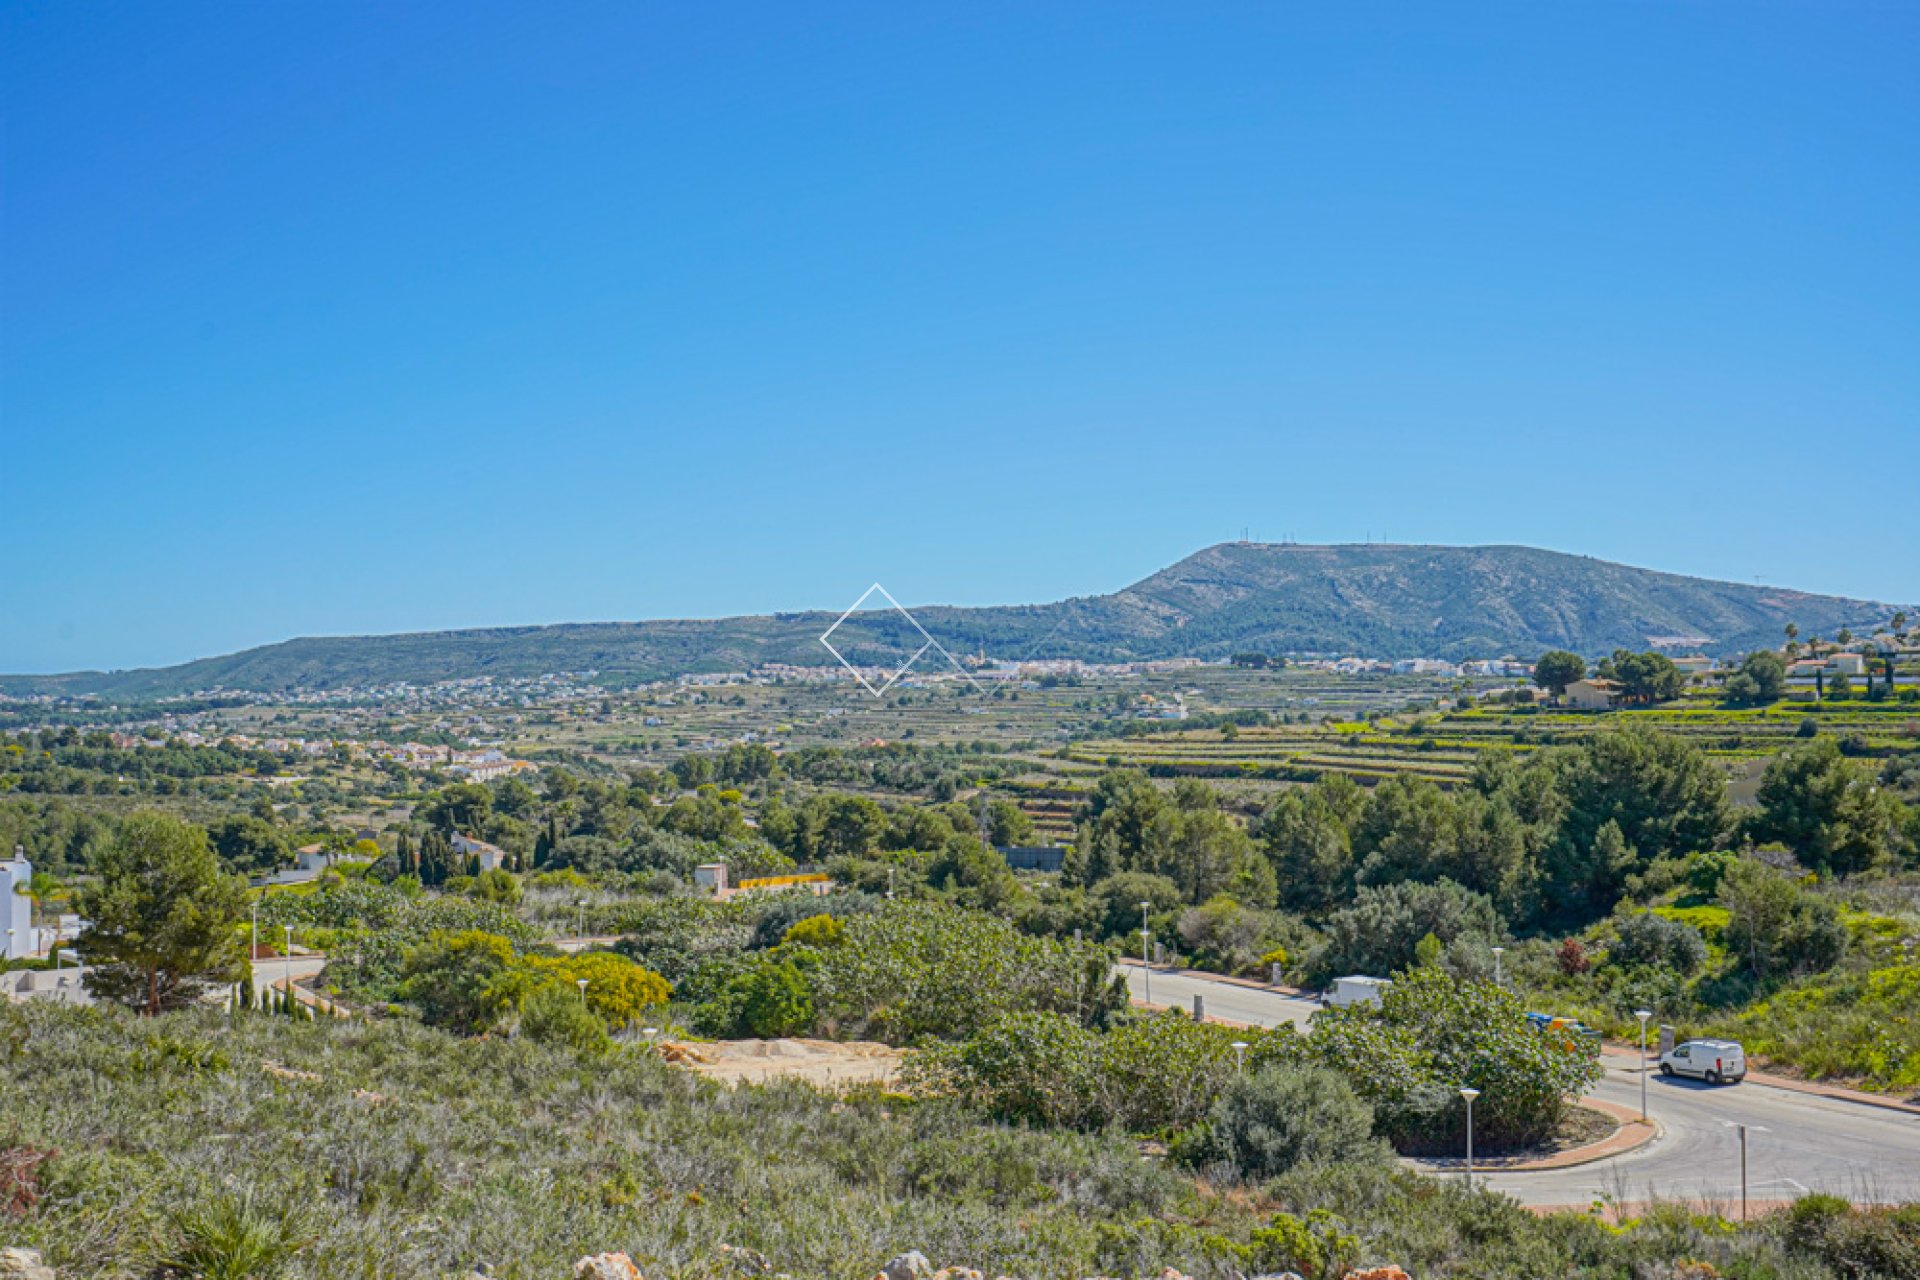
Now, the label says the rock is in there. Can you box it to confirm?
[574,1254,645,1280]
[0,1248,56,1280]
[1341,1269,1412,1280]
[881,1252,933,1280]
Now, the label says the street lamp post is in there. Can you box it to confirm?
[1635,1009,1654,1122]
[1231,1041,1249,1073]
[1459,1087,1481,1191]
[1139,928,1153,1005]
[283,925,294,1013]
[576,977,589,1006]
[1491,946,1505,987]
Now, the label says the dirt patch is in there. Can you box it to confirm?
[656,1037,905,1089]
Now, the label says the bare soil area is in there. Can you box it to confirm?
[656,1037,906,1089]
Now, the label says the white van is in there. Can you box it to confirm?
[1659,1038,1746,1084]
[1323,975,1392,1009]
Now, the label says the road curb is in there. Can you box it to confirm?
[1410,1098,1659,1174]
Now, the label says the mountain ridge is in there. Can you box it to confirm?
[5,543,1907,700]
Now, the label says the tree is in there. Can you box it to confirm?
[1088,871,1183,941]
[1753,738,1910,877]
[1724,650,1787,705]
[1259,774,1364,914]
[1719,860,1846,980]
[1596,650,1684,704]
[1309,879,1503,983]
[207,814,291,876]
[1533,651,1586,697]
[77,812,250,1015]
[1547,727,1729,915]
[415,782,495,835]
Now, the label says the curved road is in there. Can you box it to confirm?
[1122,964,1920,1207]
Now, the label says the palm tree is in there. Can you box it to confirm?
[1783,622,1799,656]
[23,871,67,929]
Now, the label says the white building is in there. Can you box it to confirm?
[2,849,40,960]
[452,833,509,872]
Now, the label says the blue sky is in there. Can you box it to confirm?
[4,3,1916,674]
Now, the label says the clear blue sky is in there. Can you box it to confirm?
[4,3,1916,674]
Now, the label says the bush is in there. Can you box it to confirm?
[1782,1195,1920,1279]
[395,930,525,1033]
[727,958,815,1038]
[804,900,1124,1043]
[1190,1065,1382,1178]
[1609,911,1708,976]
[1306,966,1601,1152]
[155,1190,315,1280]
[779,914,845,949]
[525,951,669,1029]
[517,981,610,1055]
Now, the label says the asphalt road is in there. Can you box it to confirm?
[1121,964,1920,1206]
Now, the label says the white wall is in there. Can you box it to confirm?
[1,856,39,959]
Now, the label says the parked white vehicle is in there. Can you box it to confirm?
[1659,1038,1747,1084]
[1323,975,1392,1009]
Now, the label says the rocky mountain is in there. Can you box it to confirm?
[4,544,1904,699]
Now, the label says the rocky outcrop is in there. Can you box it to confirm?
[574,1254,644,1280]
[0,1248,56,1280]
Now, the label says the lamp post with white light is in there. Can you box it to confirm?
[1459,1087,1481,1191]
[1635,1009,1653,1121]
[1491,946,1505,987]
[1231,1041,1249,1073]
[576,977,589,1006]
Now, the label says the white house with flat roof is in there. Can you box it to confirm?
[2,849,41,960]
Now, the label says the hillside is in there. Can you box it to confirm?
[3,543,1904,699]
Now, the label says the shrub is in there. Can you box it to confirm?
[526,951,669,1029]
[1719,860,1848,980]
[1782,1195,1920,1279]
[154,1190,315,1280]
[779,914,845,949]
[805,900,1123,1043]
[517,981,610,1055]
[1306,966,1602,1152]
[395,931,525,1033]
[727,958,815,1038]
[1190,1065,1382,1178]
[1609,911,1708,976]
